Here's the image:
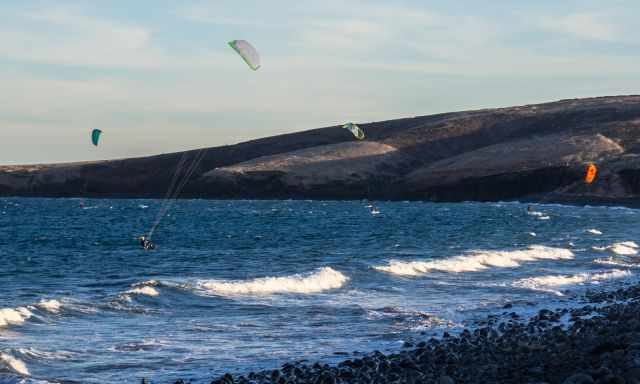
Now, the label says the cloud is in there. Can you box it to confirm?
[0,6,226,70]
[538,12,620,42]
[177,3,267,27]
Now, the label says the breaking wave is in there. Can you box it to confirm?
[513,269,632,296]
[194,267,348,296]
[120,280,160,300]
[35,300,62,314]
[125,286,160,297]
[594,257,640,268]
[586,229,603,235]
[374,246,574,277]
[0,353,29,377]
[0,308,33,329]
[610,241,639,255]
[593,241,639,256]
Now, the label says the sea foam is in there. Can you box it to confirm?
[36,299,62,314]
[125,286,160,297]
[374,246,574,277]
[195,267,348,296]
[0,307,33,328]
[513,269,632,296]
[610,241,639,255]
[0,353,30,376]
[121,280,161,299]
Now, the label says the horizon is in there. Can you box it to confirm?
[2,0,640,164]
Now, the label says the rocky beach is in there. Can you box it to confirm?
[202,283,640,384]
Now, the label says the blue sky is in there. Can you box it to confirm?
[2,0,639,164]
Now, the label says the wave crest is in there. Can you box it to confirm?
[374,246,574,276]
[513,269,632,296]
[0,353,30,376]
[36,299,62,314]
[610,242,639,255]
[0,307,33,328]
[195,267,348,296]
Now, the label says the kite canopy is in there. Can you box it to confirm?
[91,129,102,147]
[343,122,365,140]
[585,163,597,184]
[228,40,261,70]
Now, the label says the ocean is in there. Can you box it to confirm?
[1,198,639,383]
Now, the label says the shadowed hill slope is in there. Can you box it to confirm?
[3,95,640,204]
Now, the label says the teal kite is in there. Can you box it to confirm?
[91,129,102,146]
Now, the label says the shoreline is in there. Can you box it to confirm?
[4,195,640,211]
[199,283,640,384]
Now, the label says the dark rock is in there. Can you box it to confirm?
[438,375,455,384]
[563,373,595,384]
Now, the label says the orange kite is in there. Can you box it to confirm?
[585,163,597,184]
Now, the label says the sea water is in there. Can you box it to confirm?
[1,198,639,383]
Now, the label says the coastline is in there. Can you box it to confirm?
[3,96,640,204]
[200,283,640,384]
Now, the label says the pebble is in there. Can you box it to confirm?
[201,283,640,384]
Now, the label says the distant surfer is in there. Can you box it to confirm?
[527,205,534,212]
[138,236,155,251]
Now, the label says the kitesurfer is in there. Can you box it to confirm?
[139,236,155,251]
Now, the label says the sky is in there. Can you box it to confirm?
[1,0,640,164]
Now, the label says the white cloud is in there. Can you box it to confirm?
[0,7,227,70]
[177,3,266,27]
[538,12,620,42]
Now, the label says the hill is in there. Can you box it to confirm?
[3,95,640,204]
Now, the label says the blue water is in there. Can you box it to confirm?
[1,198,640,383]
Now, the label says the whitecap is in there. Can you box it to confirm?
[0,353,30,376]
[195,267,348,296]
[609,242,638,256]
[586,229,602,235]
[528,232,537,237]
[538,215,551,220]
[36,299,62,314]
[0,307,33,328]
[513,269,632,296]
[374,246,574,277]
[125,286,159,297]
[594,258,639,268]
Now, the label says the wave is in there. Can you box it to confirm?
[194,267,348,296]
[0,308,33,329]
[127,280,160,296]
[610,241,639,255]
[594,257,640,268]
[593,241,639,256]
[586,229,603,235]
[374,246,574,277]
[35,300,62,314]
[13,348,73,361]
[513,269,632,296]
[0,353,29,377]
[125,286,159,297]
